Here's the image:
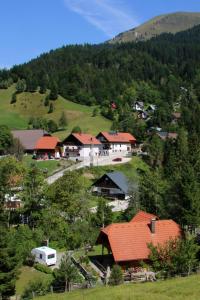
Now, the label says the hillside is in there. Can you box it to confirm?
[109,12,200,43]
[0,86,111,140]
[34,274,200,300]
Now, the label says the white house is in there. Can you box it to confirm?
[62,133,102,161]
[133,101,144,111]
[31,246,57,266]
[96,131,136,157]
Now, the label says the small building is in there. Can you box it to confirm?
[4,194,21,210]
[96,131,136,157]
[62,133,102,160]
[146,104,156,113]
[11,129,49,153]
[96,211,181,269]
[172,112,181,124]
[92,171,133,200]
[133,101,144,112]
[156,132,178,141]
[31,246,57,266]
[34,136,61,159]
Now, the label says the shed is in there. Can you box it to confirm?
[31,246,57,266]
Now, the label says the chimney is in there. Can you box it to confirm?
[150,218,156,234]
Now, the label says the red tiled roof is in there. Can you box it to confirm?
[130,211,158,223]
[35,136,60,150]
[97,211,181,262]
[72,133,101,145]
[99,132,136,143]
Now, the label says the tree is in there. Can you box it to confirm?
[44,95,49,106]
[109,265,123,286]
[47,120,58,133]
[49,81,58,100]
[59,111,68,128]
[53,254,80,292]
[95,198,113,227]
[0,125,13,155]
[10,92,17,104]
[48,102,54,114]
[0,226,21,298]
[16,79,26,93]
[8,137,24,161]
[21,164,47,228]
[148,237,199,277]
[92,107,99,117]
[21,278,50,300]
[71,126,82,134]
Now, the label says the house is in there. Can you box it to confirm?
[146,104,156,113]
[4,194,21,210]
[172,112,181,124]
[34,136,61,159]
[156,132,178,141]
[96,131,136,157]
[92,171,135,200]
[96,211,181,269]
[31,246,57,266]
[62,133,102,161]
[11,129,49,153]
[133,101,144,111]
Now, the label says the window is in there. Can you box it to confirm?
[39,254,43,259]
[48,254,55,259]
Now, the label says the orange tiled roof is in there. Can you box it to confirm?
[35,136,60,150]
[72,133,101,145]
[97,211,181,262]
[130,211,158,223]
[99,132,136,143]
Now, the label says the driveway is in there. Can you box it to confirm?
[46,156,131,184]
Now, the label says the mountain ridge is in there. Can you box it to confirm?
[109,12,200,43]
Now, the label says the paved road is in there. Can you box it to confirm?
[46,156,131,184]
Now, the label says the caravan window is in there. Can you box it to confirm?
[48,254,55,259]
[39,254,43,259]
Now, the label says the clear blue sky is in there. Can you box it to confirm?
[1,0,200,68]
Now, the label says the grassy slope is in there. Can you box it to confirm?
[110,12,200,43]
[16,266,52,296]
[36,274,200,300]
[0,86,111,140]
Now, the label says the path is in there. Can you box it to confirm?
[46,156,131,184]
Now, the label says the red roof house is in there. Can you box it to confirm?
[62,133,102,159]
[35,136,61,159]
[96,211,181,267]
[96,131,136,156]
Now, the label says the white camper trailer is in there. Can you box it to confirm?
[31,246,57,266]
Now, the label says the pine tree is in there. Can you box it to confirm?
[49,81,58,100]
[59,111,68,128]
[48,102,54,114]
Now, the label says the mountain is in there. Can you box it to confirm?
[109,12,200,43]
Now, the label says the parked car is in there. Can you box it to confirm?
[112,157,122,162]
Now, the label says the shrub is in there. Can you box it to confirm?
[109,265,124,286]
[34,263,53,274]
[21,279,50,300]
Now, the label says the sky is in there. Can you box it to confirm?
[0,0,200,68]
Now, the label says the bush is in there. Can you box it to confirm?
[34,263,53,274]
[21,279,50,300]
[109,265,124,286]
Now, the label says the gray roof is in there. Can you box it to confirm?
[11,129,47,150]
[106,171,129,194]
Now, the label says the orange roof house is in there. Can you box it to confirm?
[97,131,136,144]
[35,136,60,150]
[35,136,61,159]
[96,211,181,265]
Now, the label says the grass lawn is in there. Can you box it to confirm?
[22,155,73,176]
[84,156,149,183]
[34,274,200,300]
[0,86,111,139]
[16,266,52,296]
